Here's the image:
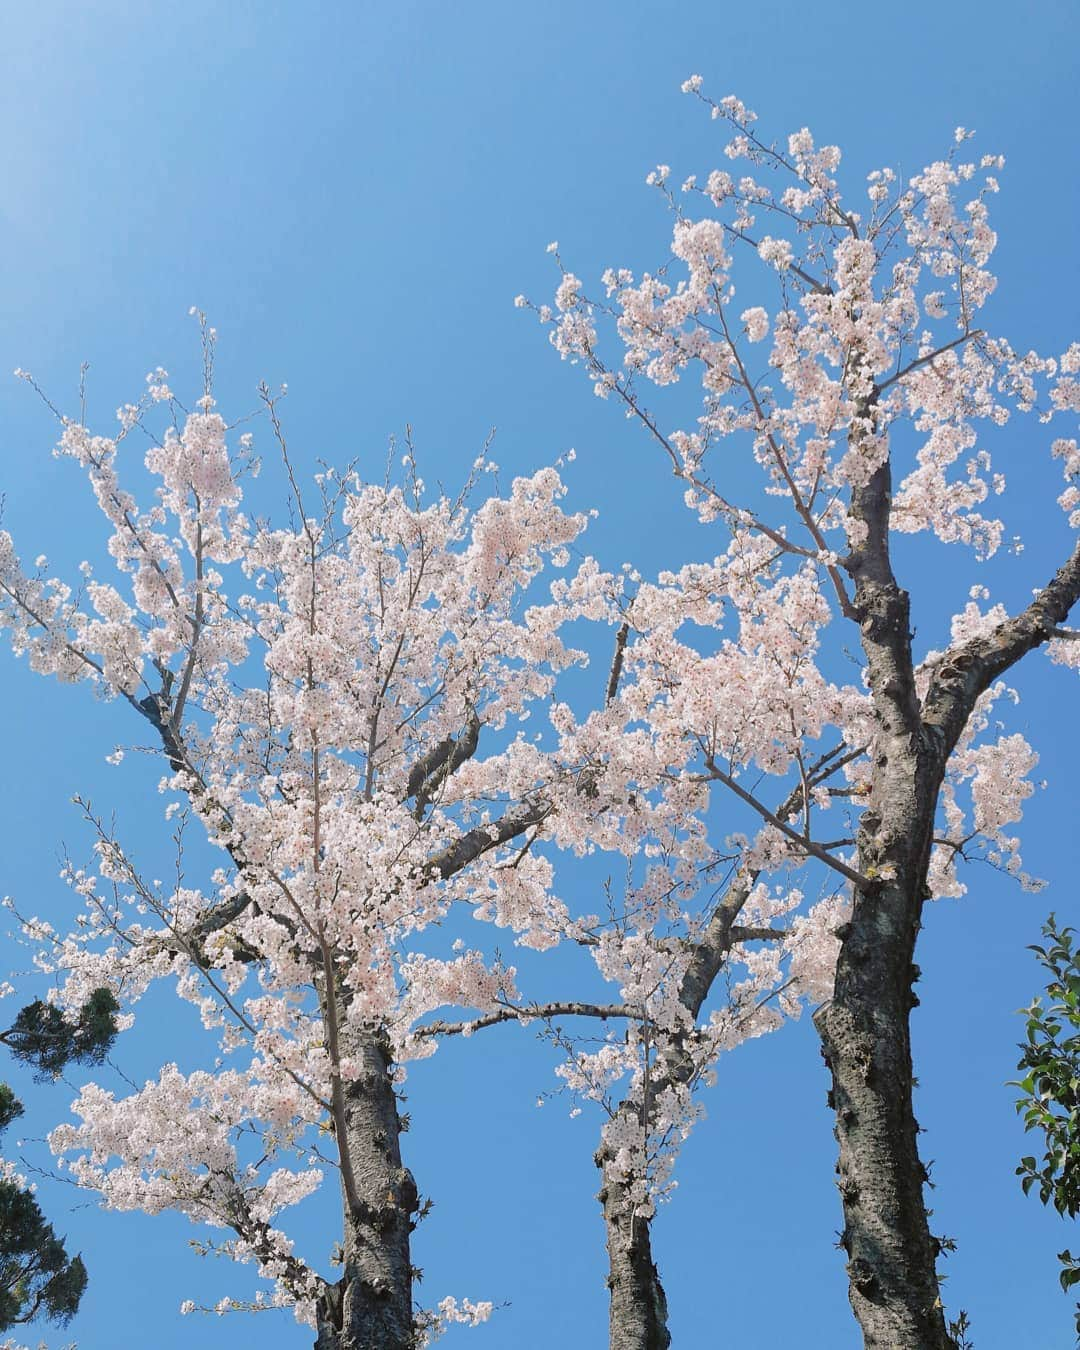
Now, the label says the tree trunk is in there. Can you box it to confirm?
[598,1149,671,1350]
[814,686,954,1348]
[315,1030,418,1350]
[811,444,956,1348]
[815,884,953,1349]
[593,879,751,1350]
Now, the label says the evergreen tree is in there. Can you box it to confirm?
[0,989,119,1082]
[0,990,118,1335]
[0,1084,86,1333]
[1015,916,1080,1340]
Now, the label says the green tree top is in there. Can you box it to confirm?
[1014,914,1080,1339]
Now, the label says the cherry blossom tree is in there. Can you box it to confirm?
[0,336,624,1350]
[3,81,1078,1350]
[423,570,859,1350]
[519,571,861,1350]
[0,322,862,1350]
[525,79,1080,1349]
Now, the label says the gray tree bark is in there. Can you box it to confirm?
[315,1030,418,1350]
[815,817,951,1346]
[598,1138,671,1350]
[815,451,954,1346]
[815,443,1080,1347]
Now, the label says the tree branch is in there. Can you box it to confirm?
[703,755,872,890]
[676,741,859,1016]
[605,622,630,705]
[875,329,983,395]
[729,924,790,943]
[405,706,482,816]
[427,799,552,882]
[412,1000,636,1040]
[923,537,1080,755]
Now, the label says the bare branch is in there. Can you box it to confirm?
[605,621,631,705]
[703,755,872,890]
[874,329,983,395]
[729,925,789,943]
[412,1000,636,1040]
[675,740,859,1017]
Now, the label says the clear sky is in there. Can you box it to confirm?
[0,2,1078,1347]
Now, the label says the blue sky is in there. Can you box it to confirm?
[0,2,1078,1346]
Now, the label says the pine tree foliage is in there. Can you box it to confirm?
[0,1084,86,1333]
[0,991,117,1337]
[0,989,119,1081]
